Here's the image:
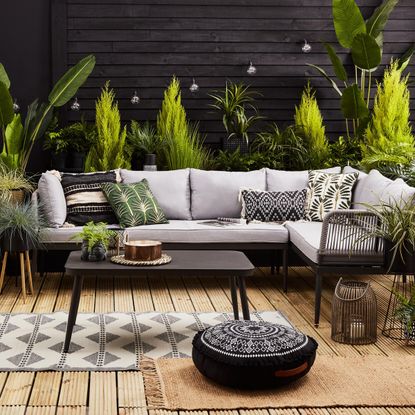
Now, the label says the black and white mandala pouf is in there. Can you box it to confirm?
[192,320,318,389]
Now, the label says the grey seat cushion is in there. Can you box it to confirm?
[120,169,191,220]
[190,169,266,220]
[284,221,322,263]
[41,220,288,244]
[266,167,341,192]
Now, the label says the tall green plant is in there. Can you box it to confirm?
[308,0,412,137]
[361,60,415,170]
[294,83,329,169]
[157,77,210,170]
[0,55,95,171]
[85,82,130,172]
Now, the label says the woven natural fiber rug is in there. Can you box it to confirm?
[141,356,415,409]
[0,310,290,371]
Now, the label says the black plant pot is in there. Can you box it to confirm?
[384,240,415,274]
[221,136,249,154]
[69,151,86,170]
[81,240,106,262]
[0,229,34,252]
[51,152,67,170]
[143,153,157,171]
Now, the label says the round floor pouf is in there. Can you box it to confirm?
[192,320,318,389]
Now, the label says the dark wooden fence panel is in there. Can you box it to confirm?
[53,0,415,146]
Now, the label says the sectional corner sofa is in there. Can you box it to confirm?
[33,166,415,326]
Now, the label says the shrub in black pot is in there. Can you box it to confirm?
[394,286,415,342]
[74,222,117,262]
[0,201,44,253]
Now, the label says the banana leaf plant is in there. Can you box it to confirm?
[309,0,413,137]
[0,55,95,171]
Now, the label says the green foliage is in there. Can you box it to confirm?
[214,148,279,172]
[85,82,130,172]
[73,221,117,252]
[0,55,95,171]
[0,201,45,248]
[361,60,415,170]
[127,121,161,156]
[377,162,415,187]
[294,83,329,169]
[329,136,362,168]
[157,77,210,170]
[394,286,415,334]
[0,163,34,203]
[209,81,262,144]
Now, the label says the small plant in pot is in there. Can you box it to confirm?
[0,201,44,252]
[127,121,161,170]
[394,286,415,342]
[74,222,117,262]
[44,130,69,170]
[364,197,415,274]
[0,163,34,205]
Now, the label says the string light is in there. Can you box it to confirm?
[70,97,80,111]
[189,78,199,93]
[130,90,140,105]
[12,98,20,113]
[302,40,312,53]
[247,61,257,75]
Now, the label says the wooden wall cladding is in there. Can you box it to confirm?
[52,0,415,146]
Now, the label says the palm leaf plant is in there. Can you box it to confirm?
[0,55,95,171]
[308,0,413,137]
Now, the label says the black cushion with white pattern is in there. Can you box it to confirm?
[241,189,306,222]
[192,320,318,389]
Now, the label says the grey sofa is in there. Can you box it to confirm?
[33,166,415,326]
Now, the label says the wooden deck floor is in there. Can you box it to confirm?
[0,265,414,415]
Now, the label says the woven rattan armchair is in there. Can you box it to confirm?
[288,210,385,326]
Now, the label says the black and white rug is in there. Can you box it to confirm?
[0,311,291,371]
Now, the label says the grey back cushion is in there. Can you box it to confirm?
[349,168,415,208]
[266,167,341,192]
[190,169,266,219]
[343,165,369,207]
[120,169,191,220]
[37,171,67,228]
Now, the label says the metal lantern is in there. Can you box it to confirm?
[331,278,377,345]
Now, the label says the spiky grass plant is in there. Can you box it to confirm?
[127,121,161,156]
[361,60,415,170]
[85,82,130,172]
[0,163,34,203]
[294,82,329,169]
[157,77,210,169]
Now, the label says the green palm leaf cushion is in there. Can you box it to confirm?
[101,179,168,228]
[305,171,359,221]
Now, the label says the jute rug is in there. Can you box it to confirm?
[141,356,415,409]
[0,310,290,371]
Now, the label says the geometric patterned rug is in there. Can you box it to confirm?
[0,311,292,371]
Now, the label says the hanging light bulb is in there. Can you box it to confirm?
[70,97,80,111]
[12,98,20,113]
[189,78,199,93]
[247,61,257,75]
[302,39,312,53]
[130,90,140,105]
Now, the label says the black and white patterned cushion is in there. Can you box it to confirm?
[305,171,359,222]
[192,320,318,389]
[241,189,306,222]
[61,170,120,225]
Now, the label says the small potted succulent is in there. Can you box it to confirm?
[0,201,44,252]
[74,222,117,262]
[394,286,415,343]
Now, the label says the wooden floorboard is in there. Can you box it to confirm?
[0,266,413,414]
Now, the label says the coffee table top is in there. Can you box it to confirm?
[65,250,255,277]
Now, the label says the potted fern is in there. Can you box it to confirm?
[74,222,117,262]
[394,286,415,342]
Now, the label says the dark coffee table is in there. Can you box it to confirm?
[63,250,255,353]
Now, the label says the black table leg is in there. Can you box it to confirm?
[64,274,84,353]
[230,276,239,320]
[238,276,250,320]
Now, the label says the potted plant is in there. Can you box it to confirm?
[44,129,70,170]
[364,197,415,274]
[0,163,34,204]
[74,222,117,262]
[127,121,161,170]
[394,286,415,342]
[209,81,263,153]
[0,201,44,252]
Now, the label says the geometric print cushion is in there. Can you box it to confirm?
[101,179,168,228]
[61,170,120,225]
[304,171,359,221]
[241,189,306,222]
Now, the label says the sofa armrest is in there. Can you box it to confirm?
[319,209,383,257]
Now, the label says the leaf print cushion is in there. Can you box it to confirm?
[101,179,168,228]
[304,171,359,221]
